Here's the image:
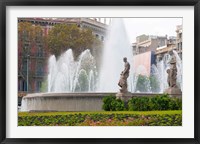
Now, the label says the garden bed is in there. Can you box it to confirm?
[18,110,182,126]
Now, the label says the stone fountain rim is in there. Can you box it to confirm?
[22,92,169,99]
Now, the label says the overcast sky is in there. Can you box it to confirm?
[123,18,182,43]
[101,18,182,44]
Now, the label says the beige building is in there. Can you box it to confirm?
[132,34,168,55]
[155,44,176,62]
[176,25,182,59]
[155,25,182,62]
[155,36,177,62]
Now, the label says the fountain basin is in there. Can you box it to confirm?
[21,92,175,112]
[21,93,114,112]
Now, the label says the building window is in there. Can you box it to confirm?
[23,43,30,54]
[160,39,165,47]
[22,60,28,73]
[180,42,182,50]
[36,81,42,92]
[24,43,29,49]
[23,81,27,91]
[18,79,26,91]
[36,62,44,76]
[177,42,182,51]
[96,34,99,39]
[19,80,27,91]
[22,31,29,41]
[37,44,43,57]
[36,31,43,42]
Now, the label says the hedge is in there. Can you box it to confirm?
[102,94,182,111]
[128,94,182,111]
[18,111,182,126]
[102,95,126,111]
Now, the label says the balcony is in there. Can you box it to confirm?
[18,52,48,59]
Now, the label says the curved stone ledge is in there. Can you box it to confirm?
[21,92,181,112]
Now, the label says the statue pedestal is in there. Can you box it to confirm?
[116,91,132,102]
[164,87,182,97]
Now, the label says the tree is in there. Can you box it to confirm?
[18,22,34,41]
[18,22,45,56]
[135,74,160,93]
[18,22,44,43]
[149,75,160,92]
[135,75,150,92]
[46,24,102,59]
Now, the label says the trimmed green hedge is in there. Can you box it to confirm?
[128,94,182,111]
[18,111,182,126]
[102,94,182,111]
[102,95,126,111]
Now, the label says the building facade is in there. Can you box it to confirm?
[155,36,177,62]
[18,18,108,42]
[132,25,182,77]
[155,25,182,63]
[132,34,168,55]
[18,22,49,93]
[18,18,107,93]
[176,25,182,59]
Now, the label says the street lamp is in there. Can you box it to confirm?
[27,54,30,92]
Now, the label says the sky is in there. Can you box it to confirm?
[123,18,182,43]
[100,18,182,44]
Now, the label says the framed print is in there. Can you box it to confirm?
[0,0,200,144]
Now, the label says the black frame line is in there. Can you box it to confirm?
[0,0,199,144]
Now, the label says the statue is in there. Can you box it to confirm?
[164,54,182,96]
[167,55,178,88]
[118,57,130,93]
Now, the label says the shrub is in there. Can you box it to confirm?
[128,96,151,111]
[102,95,126,111]
[169,97,182,110]
[111,99,126,111]
[102,95,116,111]
[128,94,182,111]
[18,111,182,126]
[150,95,171,110]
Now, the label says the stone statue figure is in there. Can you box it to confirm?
[118,57,130,92]
[164,53,182,96]
[167,55,178,88]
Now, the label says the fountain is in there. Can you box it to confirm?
[99,18,133,92]
[152,51,182,93]
[47,18,133,93]
[48,49,97,92]
[21,18,134,111]
[21,18,182,112]
[132,50,182,94]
